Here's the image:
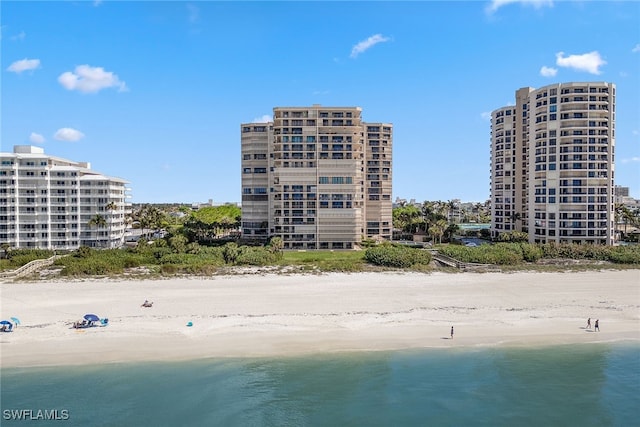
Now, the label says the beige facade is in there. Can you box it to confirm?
[241,105,392,249]
[0,145,131,250]
[491,82,616,245]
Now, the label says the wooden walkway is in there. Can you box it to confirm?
[429,250,494,270]
[0,255,63,281]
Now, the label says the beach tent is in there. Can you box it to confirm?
[10,317,20,327]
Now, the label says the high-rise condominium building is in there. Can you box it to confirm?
[0,145,131,250]
[490,82,616,245]
[241,105,393,250]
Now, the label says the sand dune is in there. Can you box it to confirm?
[1,270,639,367]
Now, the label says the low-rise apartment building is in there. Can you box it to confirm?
[0,145,131,250]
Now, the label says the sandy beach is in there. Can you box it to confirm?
[1,270,639,368]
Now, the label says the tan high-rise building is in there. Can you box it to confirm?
[241,105,392,249]
[491,82,616,245]
[0,145,131,250]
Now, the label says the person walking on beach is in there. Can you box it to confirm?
[594,319,599,332]
[451,326,454,339]
[587,318,591,329]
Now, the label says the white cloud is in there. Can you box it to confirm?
[93,0,103,6]
[350,34,390,58]
[481,112,492,121]
[632,44,640,53]
[7,58,40,73]
[555,51,606,75]
[54,128,85,142]
[540,65,557,77]
[620,157,640,163]
[252,115,272,123]
[29,132,45,144]
[10,31,26,41]
[486,0,553,14]
[58,65,128,93]
[187,3,199,23]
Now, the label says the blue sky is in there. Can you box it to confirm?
[2,0,639,204]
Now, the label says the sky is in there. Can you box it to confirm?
[2,0,639,204]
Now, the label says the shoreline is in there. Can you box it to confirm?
[1,270,639,368]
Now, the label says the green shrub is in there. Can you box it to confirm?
[75,246,93,258]
[58,258,117,276]
[518,243,543,262]
[365,245,431,268]
[438,244,522,265]
[236,246,277,265]
[607,245,640,264]
[2,249,55,269]
[186,242,201,255]
[158,253,193,265]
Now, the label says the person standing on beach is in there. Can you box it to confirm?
[594,319,599,331]
[451,326,454,339]
[587,318,591,329]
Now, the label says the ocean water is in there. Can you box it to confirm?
[1,343,639,427]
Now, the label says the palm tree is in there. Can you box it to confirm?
[444,223,459,243]
[268,236,284,260]
[137,205,163,240]
[0,243,11,260]
[509,212,522,231]
[422,200,447,236]
[105,201,118,248]
[393,205,421,234]
[222,242,240,265]
[446,199,459,223]
[88,214,108,248]
[429,219,447,244]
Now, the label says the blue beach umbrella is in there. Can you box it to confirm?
[1,320,13,331]
[11,317,20,326]
[84,314,100,322]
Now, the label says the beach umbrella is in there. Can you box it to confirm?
[0,320,12,331]
[11,317,20,326]
[84,314,100,322]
